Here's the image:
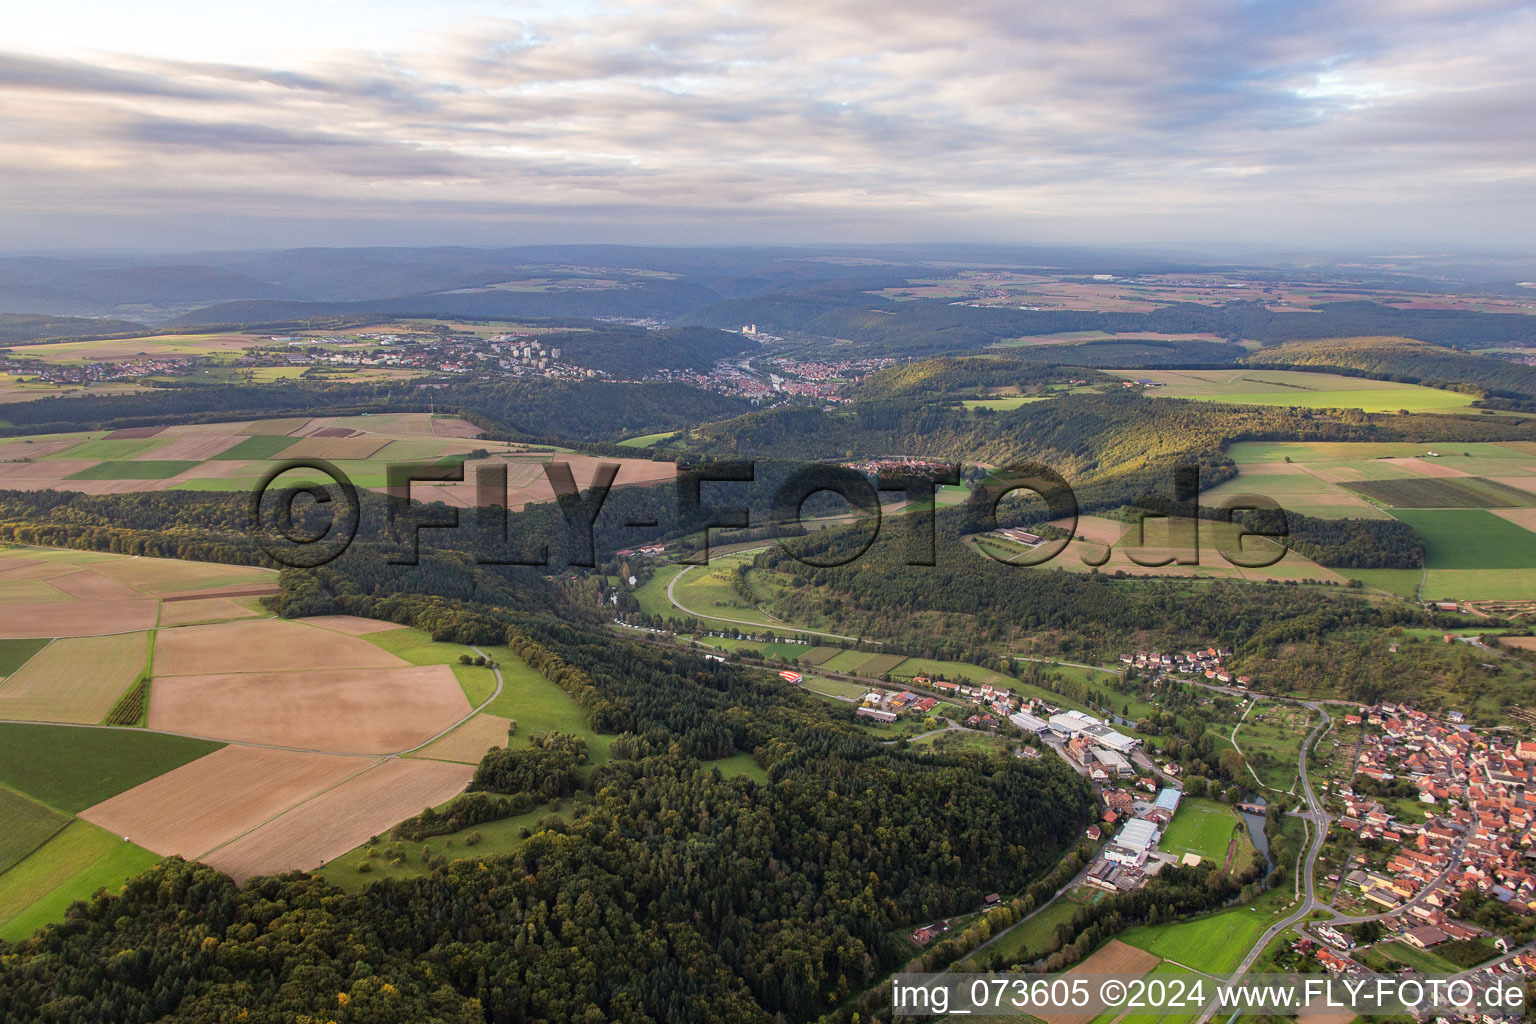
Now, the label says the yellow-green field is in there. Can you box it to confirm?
[1110,368,1474,413]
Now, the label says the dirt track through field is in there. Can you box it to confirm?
[78,746,368,857]
[201,757,474,882]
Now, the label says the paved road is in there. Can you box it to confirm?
[1195,702,1332,1024]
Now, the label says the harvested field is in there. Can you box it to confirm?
[1383,456,1473,478]
[238,418,312,435]
[133,435,243,461]
[148,664,470,753]
[1500,636,1536,651]
[309,427,358,438]
[298,614,402,636]
[432,417,483,438]
[201,757,474,882]
[0,599,157,638]
[103,426,165,439]
[79,746,369,858]
[46,570,147,602]
[153,618,406,676]
[416,714,512,763]
[158,581,279,601]
[1037,940,1159,1024]
[0,632,147,723]
[0,580,71,605]
[280,436,391,460]
[1493,508,1536,534]
[0,439,90,460]
[157,597,263,627]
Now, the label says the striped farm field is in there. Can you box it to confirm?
[0,786,70,875]
[820,649,874,673]
[0,632,149,724]
[797,646,844,666]
[856,653,909,677]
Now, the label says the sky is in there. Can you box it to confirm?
[2,0,1533,251]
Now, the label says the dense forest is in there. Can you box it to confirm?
[0,590,1093,1024]
[0,377,749,443]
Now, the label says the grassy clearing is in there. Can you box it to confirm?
[1373,940,1462,974]
[1234,700,1313,792]
[479,655,610,766]
[0,638,48,676]
[0,723,222,813]
[707,751,768,784]
[1390,508,1536,570]
[1345,568,1423,598]
[968,892,1087,966]
[0,785,71,874]
[1118,906,1274,974]
[632,564,690,619]
[0,820,160,942]
[616,431,678,448]
[1158,798,1240,861]
[314,801,572,894]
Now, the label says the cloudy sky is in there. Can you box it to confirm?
[2,0,1533,251]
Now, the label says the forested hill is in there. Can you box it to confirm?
[0,378,751,443]
[1245,335,1536,398]
[678,295,1536,356]
[679,391,1536,511]
[0,593,1094,1023]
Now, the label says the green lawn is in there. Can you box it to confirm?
[1422,568,1536,601]
[479,654,611,766]
[801,675,870,699]
[632,564,690,619]
[211,435,301,460]
[967,893,1084,965]
[0,638,49,676]
[1390,509,1536,569]
[1158,798,1240,862]
[0,723,222,813]
[1119,906,1275,974]
[1190,388,1471,413]
[1375,939,1462,974]
[0,785,71,874]
[0,821,160,942]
